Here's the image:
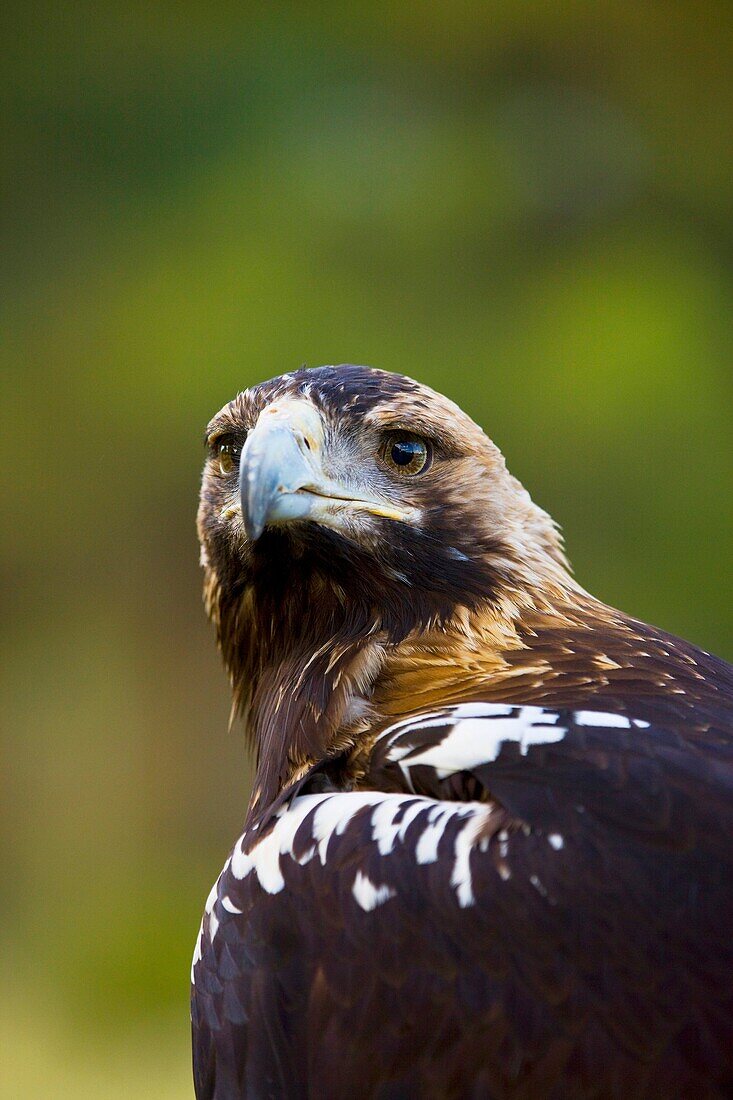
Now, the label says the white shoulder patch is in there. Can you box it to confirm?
[415,803,473,865]
[574,710,650,729]
[380,703,653,781]
[451,815,486,907]
[352,870,396,911]
[190,919,204,985]
[228,790,491,910]
[387,704,567,779]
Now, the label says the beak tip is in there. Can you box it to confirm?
[241,487,265,542]
[240,446,263,541]
[243,517,265,542]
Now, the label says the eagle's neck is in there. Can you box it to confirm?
[226,564,585,815]
[246,638,385,816]
[217,569,387,819]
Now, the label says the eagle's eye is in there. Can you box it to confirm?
[214,436,243,476]
[381,432,431,476]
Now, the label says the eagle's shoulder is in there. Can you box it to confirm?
[192,702,733,1099]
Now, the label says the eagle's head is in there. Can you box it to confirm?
[198,365,573,806]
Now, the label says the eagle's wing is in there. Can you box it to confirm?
[191,704,733,1100]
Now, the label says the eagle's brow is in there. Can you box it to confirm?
[205,410,243,444]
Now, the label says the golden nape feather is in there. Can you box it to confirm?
[192,365,733,1100]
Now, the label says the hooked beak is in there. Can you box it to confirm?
[238,399,412,541]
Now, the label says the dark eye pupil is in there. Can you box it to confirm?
[391,440,422,466]
[215,434,246,462]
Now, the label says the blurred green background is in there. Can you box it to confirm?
[2,3,732,1095]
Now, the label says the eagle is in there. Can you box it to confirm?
[192,364,733,1099]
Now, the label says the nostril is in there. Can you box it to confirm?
[303,438,311,451]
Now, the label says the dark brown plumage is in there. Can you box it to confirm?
[192,365,733,1099]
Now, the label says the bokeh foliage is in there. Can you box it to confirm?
[2,3,732,1095]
